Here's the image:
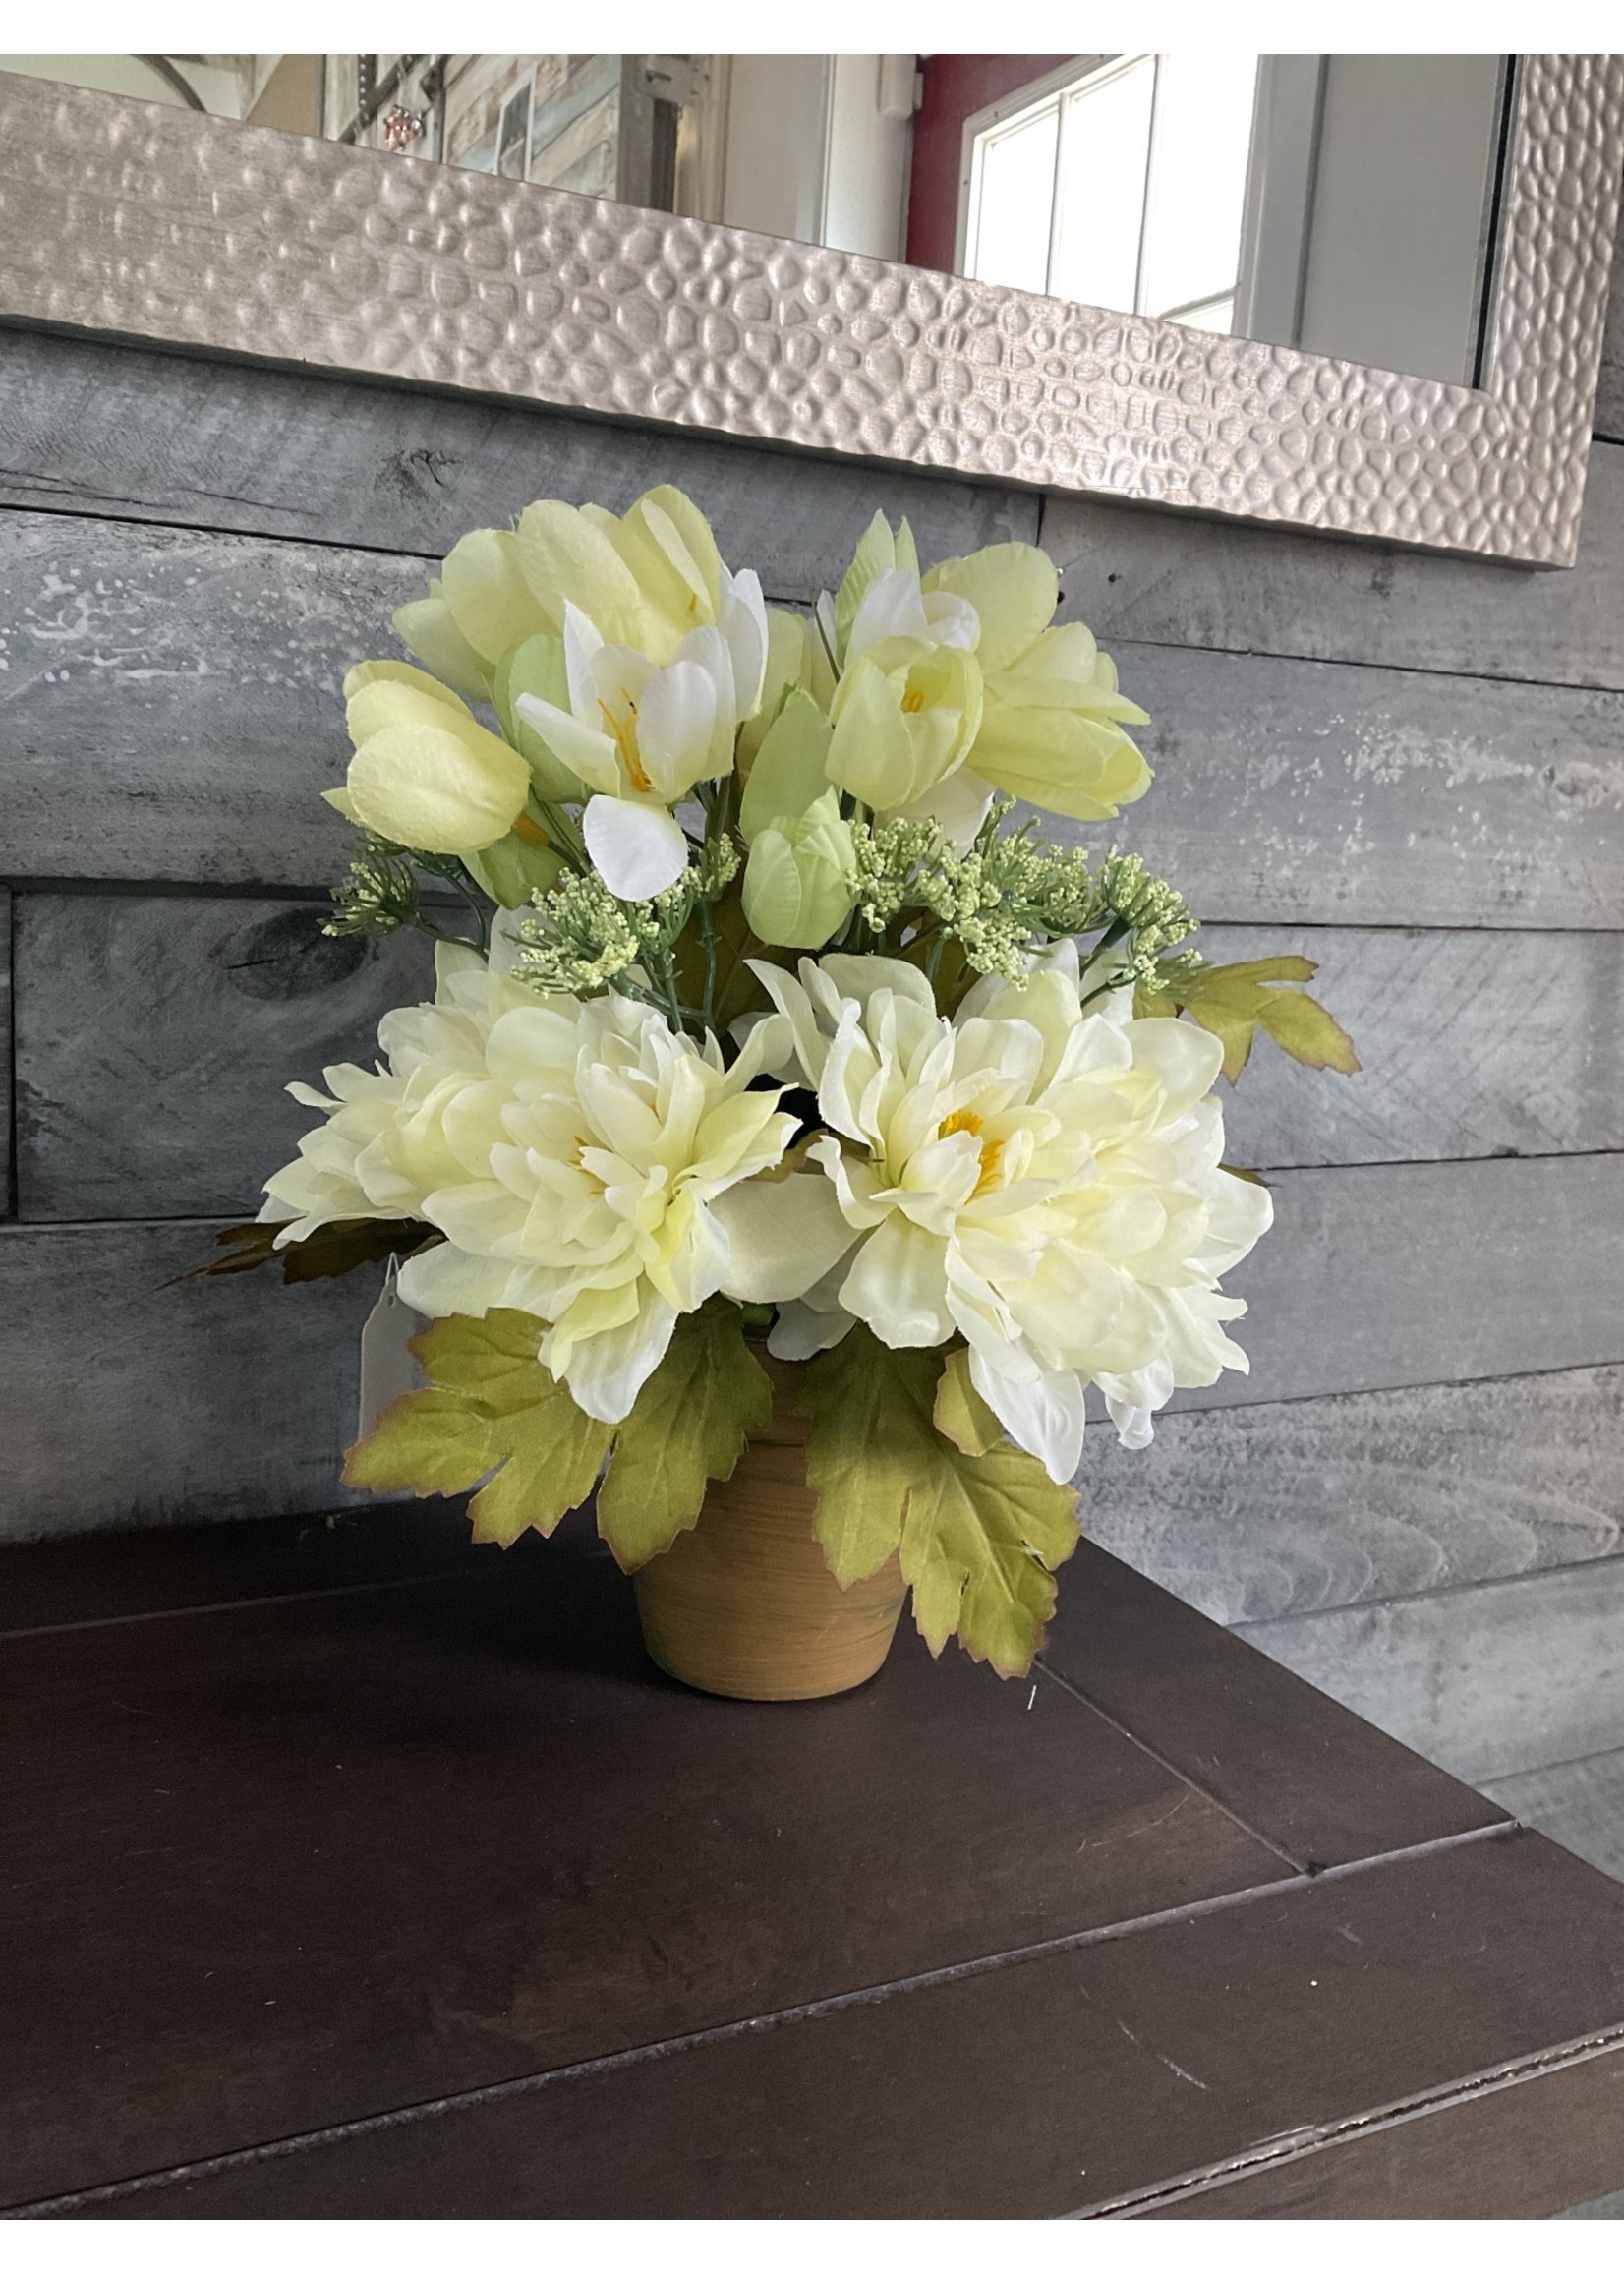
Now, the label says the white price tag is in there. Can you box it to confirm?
[356,1257,425,1439]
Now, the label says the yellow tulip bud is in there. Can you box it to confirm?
[742,791,857,950]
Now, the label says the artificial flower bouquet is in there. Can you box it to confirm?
[222,486,1355,1684]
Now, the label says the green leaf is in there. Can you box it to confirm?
[409,1307,560,1415]
[343,1385,505,1500]
[1255,987,1363,1076]
[799,1329,917,1584]
[801,1329,1080,1678]
[174,1216,438,1287]
[933,1346,1004,1455]
[465,1393,612,1549]
[596,1304,773,1571]
[1187,999,1260,1082]
[1144,956,1360,1083]
[342,1309,613,1549]
[279,1219,441,1284]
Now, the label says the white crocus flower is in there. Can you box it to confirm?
[514,597,760,901]
[750,945,1272,1483]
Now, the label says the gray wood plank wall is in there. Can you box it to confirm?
[2,213,1623,1842]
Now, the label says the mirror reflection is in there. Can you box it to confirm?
[4,52,1514,388]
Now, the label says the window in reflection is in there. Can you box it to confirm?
[963,53,1261,337]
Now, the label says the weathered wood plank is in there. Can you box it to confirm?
[0,327,1034,587]
[1182,1153,1624,1415]
[1480,1746,1624,1883]
[1042,439,1624,691]
[1103,641,1624,929]
[13,893,435,1220]
[1079,1364,1624,1626]
[1237,1554,1624,1785]
[1201,924,1624,1168]
[10,504,1624,917]
[0,886,10,1214]
[18,899,1620,1222]
[0,510,419,884]
[0,1219,378,1542]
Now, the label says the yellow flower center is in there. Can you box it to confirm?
[938,1108,1004,1199]
[971,1138,1006,1199]
[900,687,927,714]
[600,694,654,795]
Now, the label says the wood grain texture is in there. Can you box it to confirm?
[1238,1555,1624,1785]
[0,510,421,884]
[62,1830,1624,2218]
[1144,2043,1624,2219]
[1045,1541,1504,1873]
[0,886,10,1212]
[1480,1745,1624,1883]
[0,326,1035,580]
[1103,641,1624,928]
[1042,440,1624,690]
[1189,1154,1624,1415]
[13,893,435,1219]
[0,1219,378,1542]
[0,1525,1289,2207]
[11,503,1624,921]
[1079,1365,1624,1627]
[1201,924,1624,1168]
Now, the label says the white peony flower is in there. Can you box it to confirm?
[750,943,1272,1483]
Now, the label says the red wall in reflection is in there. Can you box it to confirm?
[905,55,1076,273]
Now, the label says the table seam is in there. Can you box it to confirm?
[3,1817,1518,2218]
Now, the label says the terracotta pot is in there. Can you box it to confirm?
[631,1367,906,1702]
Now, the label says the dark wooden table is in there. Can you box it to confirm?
[5,1502,1624,2218]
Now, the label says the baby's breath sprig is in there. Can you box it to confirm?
[514,836,740,1024]
[323,834,489,947]
[841,799,1195,989]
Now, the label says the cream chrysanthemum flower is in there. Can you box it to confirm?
[751,944,1272,1482]
[259,942,535,1242]
[392,992,811,1421]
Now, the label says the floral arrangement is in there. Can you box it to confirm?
[226,486,1355,1678]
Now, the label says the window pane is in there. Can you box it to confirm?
[1048,57,1155,315]
[1138,52,1259,323]
[1171,294,1236,335]
[967,102,1059,294]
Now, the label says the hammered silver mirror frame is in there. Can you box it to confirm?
[0,57,1620,566]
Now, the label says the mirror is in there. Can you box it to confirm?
[1,56,1616,567]
[2,51,1514,389]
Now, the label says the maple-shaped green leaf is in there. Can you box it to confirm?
[1138,955,1361,1082]
[933,1345,1004,1455]
[596,1302,773,1572]
[342,1310,612,1549]
[799,1329,917,1584]
[801,1329,1080,1678]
